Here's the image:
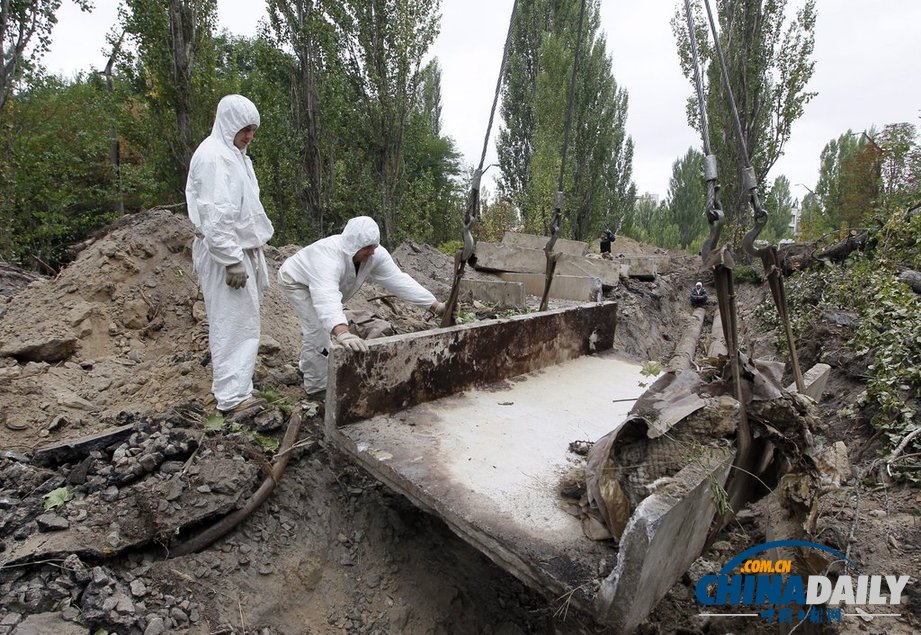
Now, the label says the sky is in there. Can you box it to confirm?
[44,0,921,201]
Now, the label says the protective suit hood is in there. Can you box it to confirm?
[210,94,260,152]
[340,216,380,255]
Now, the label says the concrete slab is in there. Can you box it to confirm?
[474,242,546,273]
[498,272,602,302]
[475,243,624,287]
[458,278,525,309]
[329,350,648,613]
[787,363,831,401]
[595,449,734,634]
[502,231,589,256]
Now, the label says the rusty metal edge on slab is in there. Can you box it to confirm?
[325,301,618,431]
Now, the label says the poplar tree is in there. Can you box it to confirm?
[673,0,816,242]
[497,0,635,241]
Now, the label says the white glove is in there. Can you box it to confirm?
[225,262,248,289]
[432,301,446,316]
[335,331,369,352]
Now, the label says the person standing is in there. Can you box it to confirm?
[186,94,274,414]
[600,228,615,259]
[278,216,444,397]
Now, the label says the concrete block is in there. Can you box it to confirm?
[787,363,831,401]
[502,231,589,257]
[458,278,525,309]
[474,242,546,274]
[474,242,631,287]
[609,255,658,279]
[595,449,734,634]
[557,255,622,288]
[498,272,602,302]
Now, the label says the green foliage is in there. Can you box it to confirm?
[437,239,463,256]
[798,130,881,239]
[203,413,225,430]
[257,386,292,416]
[733,264,764,284]
[763,207,921,480]
[252,432,280,453]
[638,360,661,388]
[0,75,120,267]
[762,175,794,243]
[120,0,219,196]
[0,0,92,114]
[43,486,72,510]
[662,148,707,250]
[673,0,816,237]
[497,0,635,242]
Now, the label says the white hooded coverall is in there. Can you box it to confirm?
[185,94,274,411]
[278,216,436,393]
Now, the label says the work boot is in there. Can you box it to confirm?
[219,395,268,422]
[304,389,326,403]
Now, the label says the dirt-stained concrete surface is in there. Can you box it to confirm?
[0,210,918,634]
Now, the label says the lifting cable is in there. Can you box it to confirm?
[540,0,589,311]
[701,0,805,392]
[441,0,520,327]
[683,0,753,513]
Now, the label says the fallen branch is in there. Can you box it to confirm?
[169,405,304,556]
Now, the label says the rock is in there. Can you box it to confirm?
[816,441,851,488]
[170,607,189,624]
[101,485,120,502]
[55,392,96,412]
[36,513,70,532]
[0,336,77,363]
[130,579,148,597]
[144,615,166,635]
[122,298,150,329]
[91,566,113,586]
[9,612,86,635]
[259,335,282,356]
[192,301,207,323]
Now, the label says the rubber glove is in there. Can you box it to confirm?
[225,262,248,289]
[431,301,446,316]
[335,331,369,352]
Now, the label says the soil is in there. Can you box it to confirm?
[0,209,917,635]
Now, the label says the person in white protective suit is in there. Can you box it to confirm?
[185,94,274,414]
[278,216,445,396]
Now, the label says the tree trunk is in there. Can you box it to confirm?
[294,45,324,235]
[168,0,196,185]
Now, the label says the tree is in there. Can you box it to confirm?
[497,0,635,242]
[663,148,707,250]
[267,0,345,236]
[330,0,441,246]
[761,174,793,242]
[673,0,816,240]
[0,75,119,267]
[801,130,880,238]
[119,0,218,197]
[876,122,920,206]
[0,0,91,116]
